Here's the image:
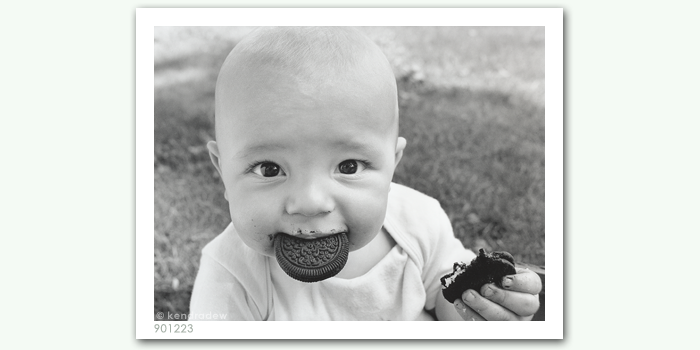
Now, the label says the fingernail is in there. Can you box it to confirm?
[454,300,466,311]
[464,290,475,302]
[482,285,494,297]
[502,276,514,289]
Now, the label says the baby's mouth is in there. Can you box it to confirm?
[267,229,348,243]
[284,229,347,240]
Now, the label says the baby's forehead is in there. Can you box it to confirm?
[215,27,398,140]
[219,27,391,89]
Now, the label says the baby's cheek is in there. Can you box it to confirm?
[236,225,277,257]
[229,210,276,256]
[346,195,388,248]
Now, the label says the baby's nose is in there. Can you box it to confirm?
[284,179,334,217]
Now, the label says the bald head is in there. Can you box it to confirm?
[214,27,399,144]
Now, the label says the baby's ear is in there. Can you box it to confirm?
[207,141,228,201]
[394,137,407,168]
[207,141,223,174]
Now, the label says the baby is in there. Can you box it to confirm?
[190,27,541,321]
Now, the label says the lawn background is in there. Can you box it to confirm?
[154,26,545,317]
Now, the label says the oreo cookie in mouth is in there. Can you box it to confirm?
[273,232,349,283]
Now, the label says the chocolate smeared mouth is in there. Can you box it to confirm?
[273,232,349,283]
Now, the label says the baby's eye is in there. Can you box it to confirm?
[251,162,285,177]
[338,160,366,174]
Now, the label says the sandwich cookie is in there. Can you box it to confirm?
[440,248,517,303]
[274,232,349,283]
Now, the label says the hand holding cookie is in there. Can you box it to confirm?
[453,267,541,321]
[441,249,542,321]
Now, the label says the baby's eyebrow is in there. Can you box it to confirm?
[233,143,286,159]
[331,139,379,156]
[233,139,379,159]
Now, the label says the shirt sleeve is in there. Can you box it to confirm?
[421,204,477,311]
[189,253,263,321]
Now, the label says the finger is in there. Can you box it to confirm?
[462,289,530,321]
[501,267,542,294]
[480,284,540,317]
[453,299,486,321]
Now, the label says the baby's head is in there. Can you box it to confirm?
[208,27,406,257]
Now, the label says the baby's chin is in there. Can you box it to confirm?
[346,236,372,252]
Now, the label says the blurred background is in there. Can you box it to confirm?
[154,27,545,318]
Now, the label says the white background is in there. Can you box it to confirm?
[2,0,699,348]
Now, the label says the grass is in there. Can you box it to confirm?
[154,27,545,319]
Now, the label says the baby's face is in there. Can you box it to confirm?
[212,59,404,257]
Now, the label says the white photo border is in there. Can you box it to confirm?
[137,8,563,339]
